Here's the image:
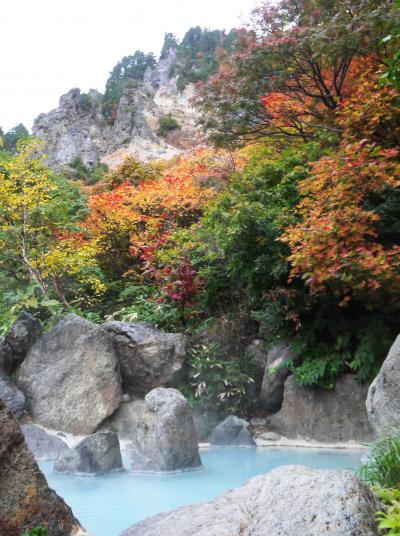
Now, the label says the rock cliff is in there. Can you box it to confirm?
[32,50,201,169]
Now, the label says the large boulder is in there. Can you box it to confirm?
[54,432,123,475]
[0,400,85,536]
[6,311,42,371]
[22,424,69,461]
[18,314,123,435]
[101,399,146,440]
[102,321,187,395]
[258,342,295,414]
[210,416,256,447]
[270,374,373,442]
[131,387,202,472]
[120,465,379,536]
[367,334,400,436]
[0,373,26,418]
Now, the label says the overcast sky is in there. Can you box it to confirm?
[1,0,258,132]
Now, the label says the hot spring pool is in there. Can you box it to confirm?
[40,446,364,536]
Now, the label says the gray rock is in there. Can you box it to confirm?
[131,388,202,473]
[101,399,146,440]
[120,465,379,536]
[103,321,186,396]
[249,417,268,427]
[0,373,26,418]
[18,314,122,435]
[0,400,84,535]
[21,424,69,461]
[54,432,123,476]
[259,342,296,414]
[210,416,256,447]
[270,374,373,442]
[5,311,42,371]
[192,406,227,442]
[257,431,281,441]
[0,336,13,373]
[367,334,400,436]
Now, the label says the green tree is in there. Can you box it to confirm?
[102,51,156,122]
[3,124,29,153]
[160,32,179,59]
[196,0,397,146]
[0,138,103,312]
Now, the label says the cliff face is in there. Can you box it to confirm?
[32,50,202,169]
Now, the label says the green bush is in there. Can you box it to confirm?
[157,114,181,137]
[358,429,400,488]
[21,528,47,536]
[105,285,182,331]
[375,487,400,535]
[184,342,255,413]
[66,157,108,184]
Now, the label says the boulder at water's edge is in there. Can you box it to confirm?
[131,387,202,472]
[210,415,256,447]
[18,314,123,435]
[22,424,69,461]
[119,465,379,536]
[0,399,85,536]
[367,334,400,436]
[270,374,373,442]
[54,432,123,475]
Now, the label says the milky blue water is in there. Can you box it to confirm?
[40,447,364,536]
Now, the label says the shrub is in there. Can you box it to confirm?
[21,528,47,536]
[157,114,181,137]
[375,487,400,535]
[358,429,400,488]
[185,342,255,413]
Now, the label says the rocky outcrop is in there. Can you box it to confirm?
[18,314,122,435]
[5,312,42,371]
[54,432,123,475]
[131,387,202,473]
[0,373,26,418]
[101,399,146,440]
[0,400,85,536]
[258,342,296,413]
[103,321,186,396]
[270,374,373,442]
[120,465,379,536]
[22,424,69,461]
[367,334,400,436]
[210,416,256,447]
[32,51,200,169]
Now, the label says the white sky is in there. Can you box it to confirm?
[1,0,258,132]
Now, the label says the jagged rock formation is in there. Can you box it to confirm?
[0,400,85,536]
[120,465,379,536]
[33,50,201,169]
